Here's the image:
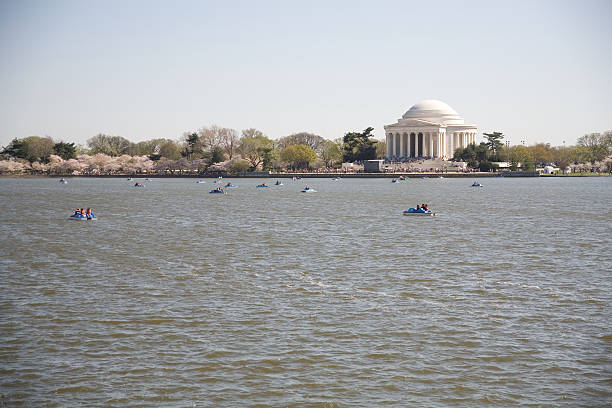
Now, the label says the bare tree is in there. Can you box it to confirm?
[220,128,240,160]
[198,125,224,152]
[241,128,265,139]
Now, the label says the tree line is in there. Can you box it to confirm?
[1,127,610,175]
[0,126,385,174]
[453,131,612,172]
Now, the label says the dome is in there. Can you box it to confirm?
[402,99,464,125]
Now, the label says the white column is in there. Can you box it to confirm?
[445,133,448,157]
[397,134,401,157]
[393,133,400,157]
[408,134,413,158]
[433,133,438,158]
[429,133,434,158]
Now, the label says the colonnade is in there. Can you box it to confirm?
[385,131,477,159]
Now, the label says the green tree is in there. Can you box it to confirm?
[577,132,612,163]
[239,134,275,170]
[454,143,491,169]
[261,146,280,171]
[210,146,226,164]
[478,160,499,172]
[87,134,130,156]
[483,131,504,159]
[280,144,317,170]
[183,132,201,159]
[528,143,554,166]
[508,145,534,171]
[228,159,251,174]
[1,138,25,160]
[53,141,76,160]
[127,138,169,156]
[158,140,182,159]
[277,132,326,154]
[374,140,387,159]
[5,136,56,162]
[342,127,377,162]
[320,140,343,167]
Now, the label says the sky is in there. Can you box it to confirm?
[0,0,610,148]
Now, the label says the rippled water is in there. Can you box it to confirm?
[1,176,610,407]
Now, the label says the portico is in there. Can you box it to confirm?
[384,100,477,160]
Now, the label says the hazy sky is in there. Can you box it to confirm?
[1,0,610,148]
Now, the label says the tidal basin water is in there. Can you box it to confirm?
[1,176,610,407]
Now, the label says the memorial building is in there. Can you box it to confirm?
[384,99,477,160]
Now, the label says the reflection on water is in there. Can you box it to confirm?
[1,177,611,407]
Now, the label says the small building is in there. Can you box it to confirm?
[493,161,511,170]
[364,160,385,172]
[341,162,363,172]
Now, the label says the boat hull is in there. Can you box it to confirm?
[403,211,435,216]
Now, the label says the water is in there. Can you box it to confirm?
[1,176,610,407]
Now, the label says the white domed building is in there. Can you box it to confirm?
[384,99,478,160]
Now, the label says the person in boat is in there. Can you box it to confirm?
[262,183,267,187]
[86,208,93,218]
[74,209,81,216]
[422,204,430,211]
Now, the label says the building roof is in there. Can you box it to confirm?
[400,99,465,125]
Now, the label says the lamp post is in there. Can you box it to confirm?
[506,140,510,163]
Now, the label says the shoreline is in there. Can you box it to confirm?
[1,172,610,178]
